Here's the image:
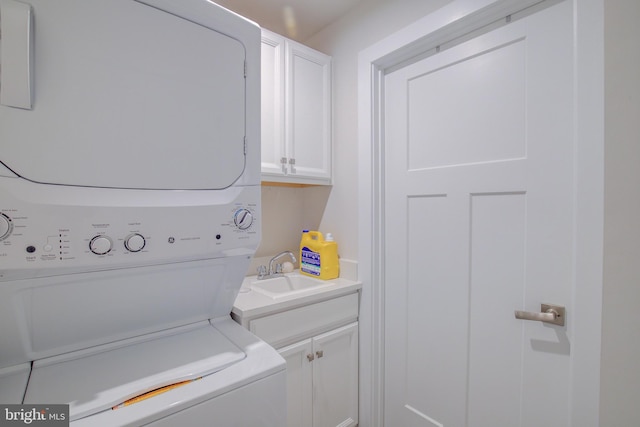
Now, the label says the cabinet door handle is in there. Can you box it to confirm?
[307,353,315,362]
[315,350,324,358]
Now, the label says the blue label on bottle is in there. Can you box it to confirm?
[301,246,321,276]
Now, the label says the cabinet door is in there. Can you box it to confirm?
[312,322,358,427]
[285,40,332,183]
[261,30,286,177]
[280,339,314,427]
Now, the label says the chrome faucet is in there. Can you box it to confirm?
[257,251,297,280]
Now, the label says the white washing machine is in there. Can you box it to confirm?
[0,0,285,425]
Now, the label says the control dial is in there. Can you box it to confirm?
[89,235,113,255]
[233,208,254,230]
[0,213,13,241]
[124,233,146,252]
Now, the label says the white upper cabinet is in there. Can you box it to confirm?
[261,29,332,185]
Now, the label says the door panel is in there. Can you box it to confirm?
[467,193,526,426]
[384,2,574,426]
[407,38,526,170]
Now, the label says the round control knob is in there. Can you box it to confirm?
[89,235,113,255]
[233,208,254,230]
[0,213,12,241]
[124,233,146,252]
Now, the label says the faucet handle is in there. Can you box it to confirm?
[257,265,267,278]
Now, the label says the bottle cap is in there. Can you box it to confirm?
[325,233,334,241]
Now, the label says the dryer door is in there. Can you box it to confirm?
[0,0,246,190]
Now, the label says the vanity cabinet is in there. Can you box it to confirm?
[242,292,359,427]
[279,323,358,427]
[260,29,332,185]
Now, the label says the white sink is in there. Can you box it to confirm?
[250,273,338,299]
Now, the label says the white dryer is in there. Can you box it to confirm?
[0,0,285,425]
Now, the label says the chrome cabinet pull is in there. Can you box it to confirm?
[315,350,324,359]
[514,303,565,326]
[307,353,314,362]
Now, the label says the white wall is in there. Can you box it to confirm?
[303,0,453,261]
[251,0,452,270]
[250,184,330,273]
[601,0,640,425]
[304,2,456,426]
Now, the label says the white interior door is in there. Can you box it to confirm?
[384,2,576,426]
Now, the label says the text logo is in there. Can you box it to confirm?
[1,405,69,426]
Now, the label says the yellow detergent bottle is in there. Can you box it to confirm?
[299,230,339,280]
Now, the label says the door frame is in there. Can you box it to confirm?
[356,1,604,426]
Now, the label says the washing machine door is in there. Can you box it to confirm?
[0,0,247,190]
[24,323,246,422]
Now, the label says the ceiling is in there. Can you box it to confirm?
[213,0,364,42]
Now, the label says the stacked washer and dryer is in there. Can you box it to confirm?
[0,0,286,425]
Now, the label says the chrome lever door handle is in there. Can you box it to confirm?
[514,303,565,326]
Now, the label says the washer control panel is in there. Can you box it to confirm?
[0,185,260,280]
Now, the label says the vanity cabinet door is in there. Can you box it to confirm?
[313,322,359,427]
[280,339,314,427]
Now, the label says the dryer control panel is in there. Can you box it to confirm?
[0,179,260,281]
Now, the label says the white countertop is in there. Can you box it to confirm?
[232,272,362,323]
